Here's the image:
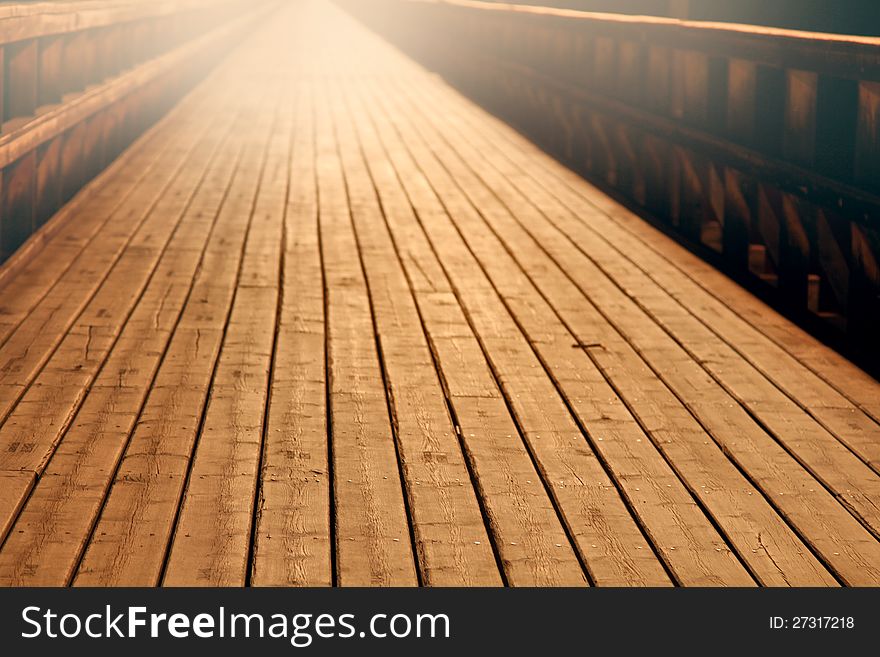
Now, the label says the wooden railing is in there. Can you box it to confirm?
[341,0,880,371]
[0,0,275,263]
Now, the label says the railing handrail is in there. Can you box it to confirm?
[0,7,252,169]
[413,0,880,79]
[421,0,880,43]
[0,0,244,44]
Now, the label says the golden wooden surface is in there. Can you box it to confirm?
[0,0,878,586]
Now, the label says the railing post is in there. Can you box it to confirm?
[0,45,5,130]
[35,138,63,228]
[0,151,37,261]
[855,81,880,192]
[4,40,38,126]
[783,70,818,167]
[726,59,756,145]
[38,36,64,107]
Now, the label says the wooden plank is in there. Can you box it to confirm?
[0,151,36,261]
[314,79,417,588]
[250,86,330,587]
[0,101,240,479]
[391,70,880,584]
[386,76,843,586]
[336,32,671,584]
[74,71,279,587]
[342,101,598,589]
[0,84,245,586]
[162,82,290,586]
[783,70,818,166]
[855,80,880,187]
[0,0,877,590]
[160,286,277,586]
[3,40,38,123]
[0,87,226,428]
[0,138,228,536]
[328,81,502,586]
[0,471,34,545]
[362,76,761,586]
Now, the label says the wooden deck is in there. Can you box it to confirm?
[0,0,879,587]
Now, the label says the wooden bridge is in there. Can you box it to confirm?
[0,0,878,587]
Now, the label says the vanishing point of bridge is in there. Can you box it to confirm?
[0,0,879,587]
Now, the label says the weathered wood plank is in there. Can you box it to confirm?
[162,92,290,586]
[367,77,758,587]
[328,80,502,586]
[345,57,671,584]
[250,87,332,587]
[0,109,238,479]
[0,84,245,587]
[0,89,225,431]
[74,76,278,588]
[315,78,417,588]
[0,471,34,545]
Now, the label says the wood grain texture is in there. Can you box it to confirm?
[0,0,878,588]
[328,81,501,586]
[315,80,418,588]
[250,86,332,587]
